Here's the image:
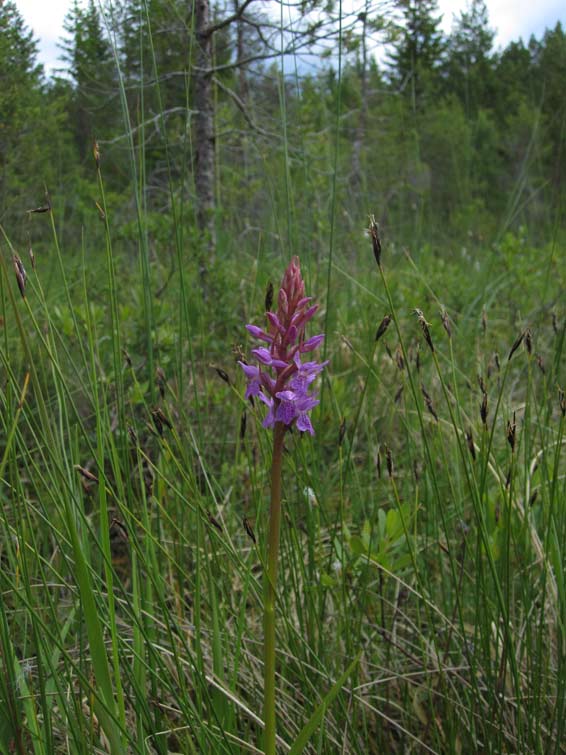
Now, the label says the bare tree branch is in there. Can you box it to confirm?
[99,108,194,145]
[213,76,277,139]
[204,0,257,37]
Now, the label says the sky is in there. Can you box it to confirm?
[14,0,566,77]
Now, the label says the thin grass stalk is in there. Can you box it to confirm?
[321,0,342,404]
[139,2,202,428]
[100,4,155,399]
[263,421,286,754]
[375,265,460,652]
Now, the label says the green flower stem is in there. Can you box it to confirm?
[263,421,286,755]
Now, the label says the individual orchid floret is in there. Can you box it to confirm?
[246,324,272,343]
[289,357,328,394]
[301,334,325,353]
[240,256,326,435]
[237,362,261,398]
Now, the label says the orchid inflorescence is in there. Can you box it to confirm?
[239,256,327,435]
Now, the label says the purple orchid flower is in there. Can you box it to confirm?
[239,256,327,435]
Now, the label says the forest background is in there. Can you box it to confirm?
[4,0,566,256]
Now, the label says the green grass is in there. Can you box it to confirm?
[0,201,565,753]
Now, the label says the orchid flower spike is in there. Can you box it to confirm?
[239,256,327,435]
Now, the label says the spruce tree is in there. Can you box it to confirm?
[0,2,56,224]
[536,23,566,190]
[60,0,116,161]
[445,0,495,116]
[388,0,445,109]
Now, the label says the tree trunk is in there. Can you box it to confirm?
[234,0,248,100]
[351,6,368,189]
[194,0,216,257]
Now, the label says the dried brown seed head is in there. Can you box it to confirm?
[466,429,476,461]
[27,195,51,215]
[375,314,392,342]
[95,201,105,221]
[212,365,231,385]
[508,330,526,361]
[207,512,223,533]
[480,392,488,426]
[506,412,516,452]
[156,367,166,398]
[243,517,256,544]
[524,328,533,355]
[376,447,382,478]
[395,345,405,371]
[74,465,99,484]
[414,309,434,352]
[368,214,382,267]
[494,353,500,372]
[421,383,438,421]
[441,309,452,339]
[13,255,26,298]
[481,308,487,335]
[151,407,172,435]
[93,139,101,168]
[384,445,393,477]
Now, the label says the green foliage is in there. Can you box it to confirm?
[444,0,495,116]
[2,203,565,751]
[536,23,566,191]
[60,0,120,169]
[0,3,67,233]
[3,0,565,247]
[387,0,446,108]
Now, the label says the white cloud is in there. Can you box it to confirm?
[439,0,565,49]
[15,0,72,75]
[13,0,566,76]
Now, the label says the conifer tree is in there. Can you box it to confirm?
[60,0,117,161]
[536,23,566,190]
[0,2,56,224]
[445,0,494,115]
[494,38,535,120]
[388,0,445,109]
